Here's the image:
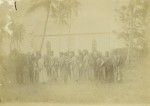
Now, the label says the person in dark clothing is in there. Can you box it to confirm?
[101,51,115,83]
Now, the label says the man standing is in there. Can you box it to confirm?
[28,53,35,83]
[38,55,48,84]
[102,51,114,83]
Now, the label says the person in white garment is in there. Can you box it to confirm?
[38,56,48,83]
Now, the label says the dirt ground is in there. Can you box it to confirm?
[0,61,150,104]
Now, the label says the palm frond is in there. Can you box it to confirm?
[27,0,49,13]
[55,0,80,25]
[27,0,80,25]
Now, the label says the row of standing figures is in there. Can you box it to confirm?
[15,51,125,84]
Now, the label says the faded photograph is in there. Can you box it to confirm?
[0,0,150,104]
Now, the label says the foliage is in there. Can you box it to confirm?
[10,23,25,50]
[116,0,149,50]
[28,0,80,25]
[27,0,80,53]
[115,0,150,64]
[0,1,10,46]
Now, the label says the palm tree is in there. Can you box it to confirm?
[0,1,10,48]
[10,24,25,51]
[116,0,149,64]
[28,0,80,54]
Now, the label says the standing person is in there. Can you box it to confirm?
[23,54,30,84]
[102,51,114,83]
[27,53,35,83]
[91,51,99,81]
[53,57,59,81]
[33,52,40,83]
[33,62,39,83]
[70,51,78,82]
[113,53,124,83]
[64,52,71,83]
[96,53,104,81]
[59,52,68,83]
[83,50,91,81]
[77,50,84,81]
[38,55,48,83]
[44,51,55,81]
[16,53,25,84]
[44,54,50,78]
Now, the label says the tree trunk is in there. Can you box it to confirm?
[126,3,134,66]
[39,8,50,54]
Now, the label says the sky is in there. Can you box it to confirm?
[22,0,117,34]
[22,0,125,54]
[0,0,15,5]
[0,0,126,55]
[0,0,130,34]
[0,0,126,34]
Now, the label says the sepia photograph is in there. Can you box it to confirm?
[0,0,150,105]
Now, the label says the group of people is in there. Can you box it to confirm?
[10,49,125,84]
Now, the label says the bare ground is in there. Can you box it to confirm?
[0,62,150,104]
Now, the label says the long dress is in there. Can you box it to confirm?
[38,58,48,83]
